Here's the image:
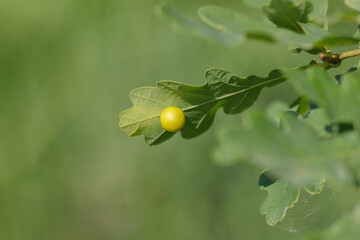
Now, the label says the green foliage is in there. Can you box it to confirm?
[157,2,358,51]
[212,109,359,184]
[120,0,360,231]
[211,67,360,226]
[289,67,360,128]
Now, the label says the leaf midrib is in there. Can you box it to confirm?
[182,74,286,110]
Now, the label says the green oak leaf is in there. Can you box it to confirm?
[345,0,360,11]
[260,178,300,226]
[244,0,328,26]
[263,0,313,33]
[258,171,326,225]
[119,68,286,145]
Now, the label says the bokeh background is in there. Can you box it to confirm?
[1,0,359,239]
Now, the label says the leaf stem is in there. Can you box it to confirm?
[339,49,360,61]
[319,48,360,67]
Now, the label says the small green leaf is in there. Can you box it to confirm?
[260,178,300,226]
[290,95,310,116]
[263,0,313,33]
[258,171,326,226]
[119,69,286,145]
[243,0,328,26]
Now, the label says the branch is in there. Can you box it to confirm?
[339,49,360,61]
[319,48,360,67]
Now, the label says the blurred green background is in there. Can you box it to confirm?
[0,0,358,239]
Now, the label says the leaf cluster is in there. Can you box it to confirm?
[119,0,360,228]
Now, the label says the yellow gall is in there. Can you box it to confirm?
[160,106,185,132]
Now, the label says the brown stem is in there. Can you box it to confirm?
[319,48,360,66]
[339,49,360,61]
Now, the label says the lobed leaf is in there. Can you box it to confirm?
[244,0,328,26]
[262,0,313,33]
[260,178,300,226]
[119,69,286,145]
[258,171,326,225]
